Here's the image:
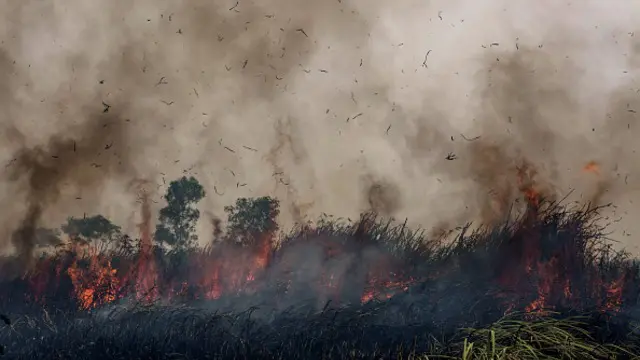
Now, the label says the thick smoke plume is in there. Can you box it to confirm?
[1,0,640,259]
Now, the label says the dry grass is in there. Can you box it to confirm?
[0,201,639,359]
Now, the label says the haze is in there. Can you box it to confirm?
[1,0,640,255]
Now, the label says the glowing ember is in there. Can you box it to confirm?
[603,276,624,313]
[583,161,600,175]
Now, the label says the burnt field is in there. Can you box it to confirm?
[1,177,640,359]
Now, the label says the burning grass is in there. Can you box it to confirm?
[1,200,640,359]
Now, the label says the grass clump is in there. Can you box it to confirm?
[434,314,639,360]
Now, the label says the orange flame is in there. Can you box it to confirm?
[66,245,121,310]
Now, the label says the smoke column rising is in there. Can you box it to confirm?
[1,0,640,257]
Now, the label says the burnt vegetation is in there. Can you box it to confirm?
[0,176,639,359]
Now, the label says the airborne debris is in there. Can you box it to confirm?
[460,133,481,141]
[101,102,111,113]
[422,50,432,68]
[445,152,457,160]
[229,0,239,11]
[155,76,168,86]
[296,28,308,37]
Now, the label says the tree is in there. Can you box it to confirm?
[224,196,280,245]
[154,176,205,251]
[61,215,122,252]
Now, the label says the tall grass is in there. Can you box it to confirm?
[0,201,639,359]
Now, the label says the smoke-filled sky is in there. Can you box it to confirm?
[1,0,640,254]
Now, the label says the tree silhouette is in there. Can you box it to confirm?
[61,215,122,252]
[224,196,279,245]
[154,176,206,251]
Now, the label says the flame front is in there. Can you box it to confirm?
[14,161,630,317]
